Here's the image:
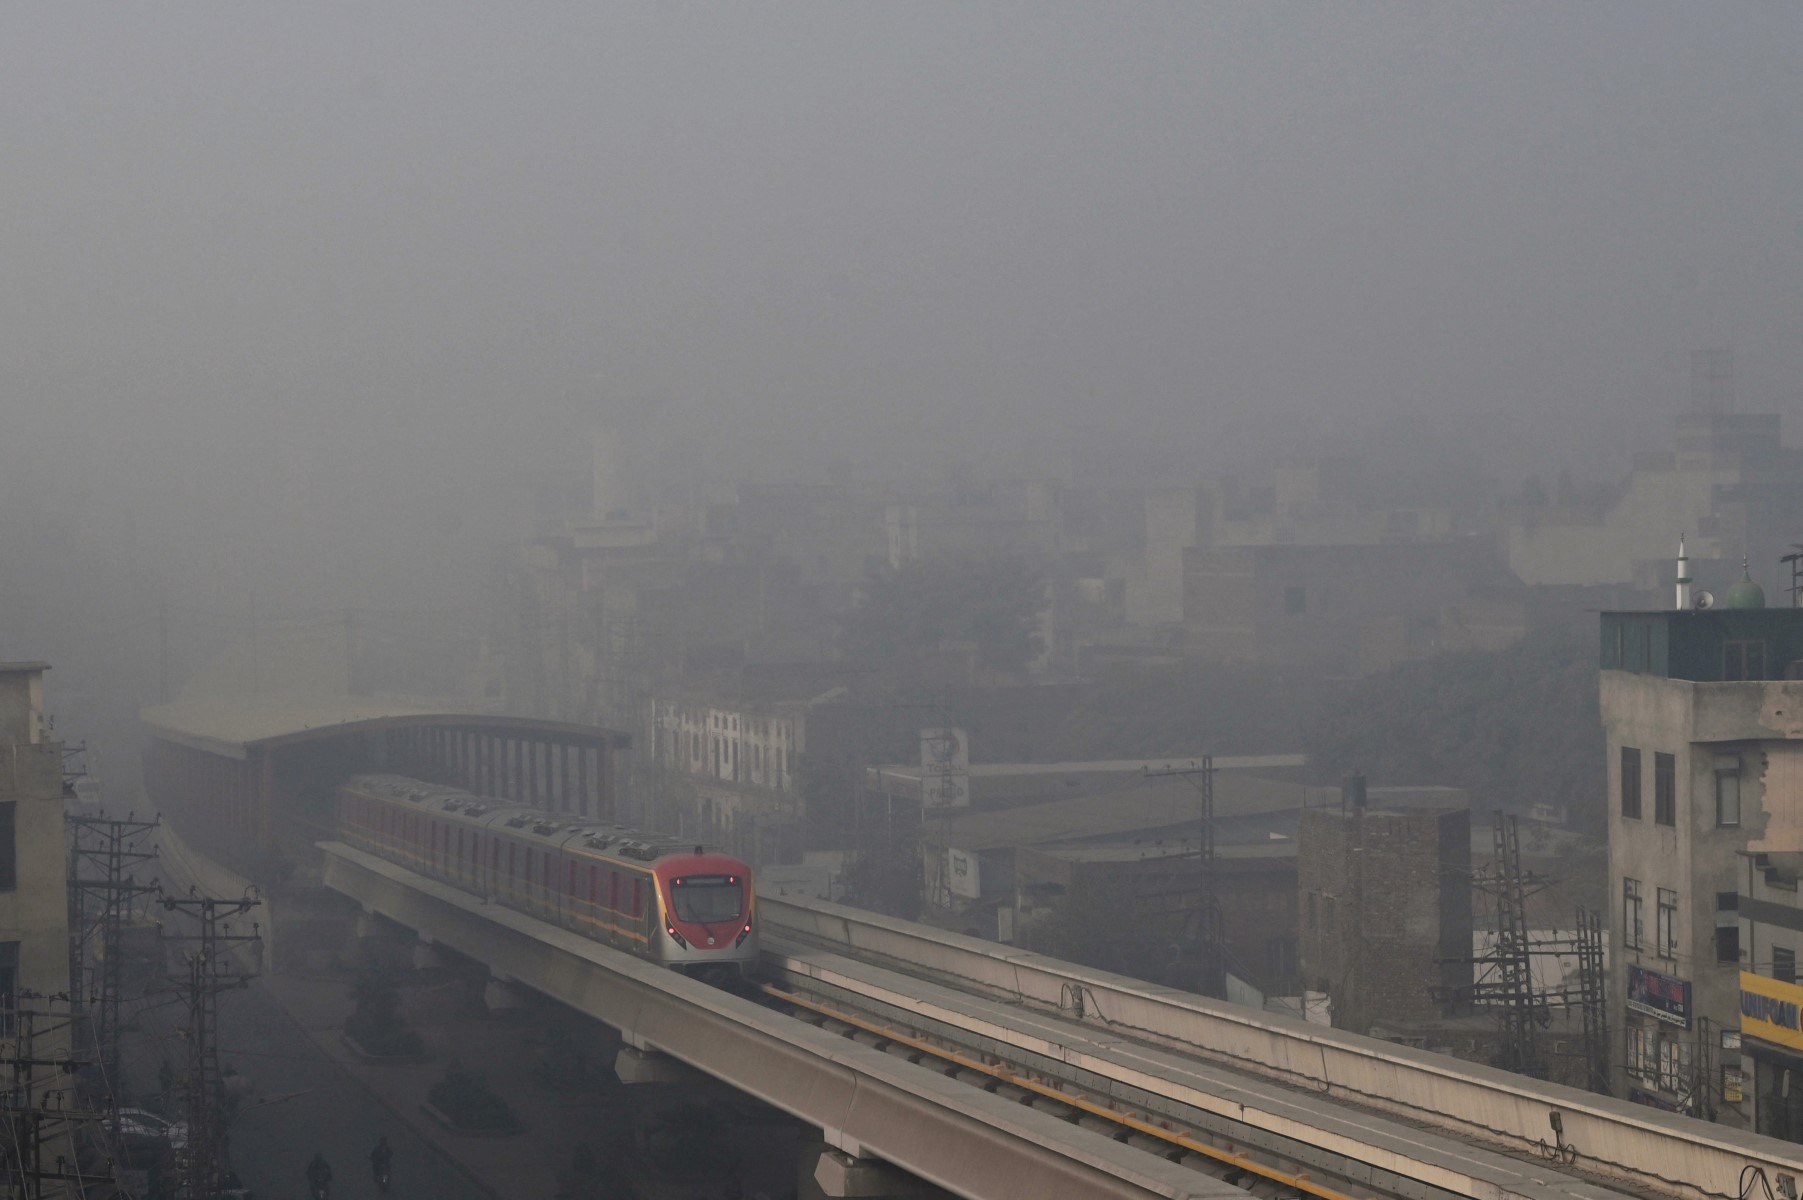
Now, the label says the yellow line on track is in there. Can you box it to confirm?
[761,982,1373,1200]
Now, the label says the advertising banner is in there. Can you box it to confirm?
[1627,965,1692,1028]
[1741,970,1803,1054]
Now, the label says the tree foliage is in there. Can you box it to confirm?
[839,555,1046,671]
[1304,624,1604,834]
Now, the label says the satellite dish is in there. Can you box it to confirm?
[1695,590,1716,610]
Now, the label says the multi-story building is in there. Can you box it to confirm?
[1296,794,1473,1037]
[1513,411,1803,594]
[0,662,72,1182]
[1601,572,1803,1126]
[650,670,849,866]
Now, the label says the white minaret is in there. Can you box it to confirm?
[1676,535,1692,611]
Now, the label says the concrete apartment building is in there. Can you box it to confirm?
[1513,411,1803,594]
[1600,570,1803,1128]
[1297,796,1473,1038]
[0,662,73,1182]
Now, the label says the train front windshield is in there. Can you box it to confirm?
[670,876,744,923]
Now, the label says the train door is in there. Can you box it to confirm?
[631,875,649,942]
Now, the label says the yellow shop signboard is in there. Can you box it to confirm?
[1740,971,1803,1054]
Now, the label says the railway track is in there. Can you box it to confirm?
[760,895,1800,1200]
[757,934,1629,1200]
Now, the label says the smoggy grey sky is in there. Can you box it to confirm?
[2,3,1801,617]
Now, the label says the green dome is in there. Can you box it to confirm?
[1725,570,1766,609]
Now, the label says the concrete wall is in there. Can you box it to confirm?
[1127,486,1206,627]
[0,668,46,745]
[1298,806,1471,1035]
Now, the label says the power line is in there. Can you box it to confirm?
[0,995,116,1199]
[158,891,260,1200]
[66,815,160,1094]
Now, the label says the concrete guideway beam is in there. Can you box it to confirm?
[764,896,1803,1200]
[766,946,1630,1200]
[319,843,1240,1200]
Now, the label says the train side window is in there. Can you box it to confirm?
[608,870,620,912]
[630,878,643,919]
[588,864,598,905]
[568,861,578,896]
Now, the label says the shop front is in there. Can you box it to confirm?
[1739,971,1803,1143]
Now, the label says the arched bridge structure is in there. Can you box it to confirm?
[141,696,631,875]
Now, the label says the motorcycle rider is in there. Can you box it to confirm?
[306,1152,333,1197]
[370,1136,393,1189]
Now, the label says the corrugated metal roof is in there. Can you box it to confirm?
[141,694,462,759]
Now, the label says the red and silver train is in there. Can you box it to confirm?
[336,774,758,978]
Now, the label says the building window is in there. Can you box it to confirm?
[1656,887,1679,959]
[1659,1038,1686,1093]
[1306,892,1318,931]
[1624,878,1643,950]
[1717,924,1741,964]
[1626,1025,1653,1080]
[1724,640,1768,682]
[1284,585,1306,615]
[1654,752,1676,827]
[1716,755,1742,827]
[1620,747,1642,819]
[1777,947,1797,985]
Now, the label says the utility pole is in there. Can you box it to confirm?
[1448,812,1610,1091]
[1141,757,1222,997]
[1489,813,1541,1077]
[0,994,115,1199]
[159,891,261,1200]
[66,815,160,1092]
[1574,907,1610,1096]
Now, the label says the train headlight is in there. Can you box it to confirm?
[735,922,752,948]
[667,926,688,949]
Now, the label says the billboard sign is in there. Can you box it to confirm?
[921,728,970,809]
[1627,964,1692,1028]
[1741,971,1803,1053]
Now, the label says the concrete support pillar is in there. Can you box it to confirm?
[799,1142,926,1200]
[613,1043,688,1085]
